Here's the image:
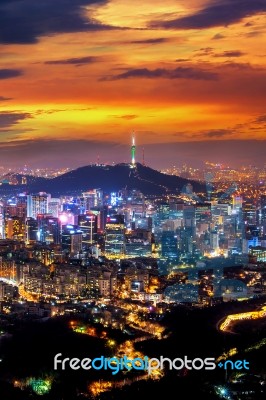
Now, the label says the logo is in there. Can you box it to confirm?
[54,354,217,375]
[217,359,249,370]
[54,354,250,375]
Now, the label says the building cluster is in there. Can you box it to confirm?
[0,169,266,307]
[162,162,266,185]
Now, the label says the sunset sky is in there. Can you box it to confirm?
[0,0,266,168]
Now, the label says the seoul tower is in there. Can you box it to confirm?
[131,133,136,166]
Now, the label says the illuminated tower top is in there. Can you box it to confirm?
[131,133,136,166]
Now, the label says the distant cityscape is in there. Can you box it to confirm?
[0,166,70,181]
[0,139,265,399]
[162,162,266,184]
[1,161,266,184]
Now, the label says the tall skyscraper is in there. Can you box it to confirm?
[78,213,98,249]
[48,198,61,218]
[0,202,4,239]
[27,192,51,219]
[232,195,243,212]
[243,200,257,226]
[105,215,125,256]
[260,195,266,234]
[37,214,60,244]
[62,225,83,254]
[5,216,24,240]
[81,190,103,212]
[161,231,178,261]
[26,217,38,243]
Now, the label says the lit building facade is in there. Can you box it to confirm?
[27,192,51,219]
[105,215,125,256]
[37,214,61,244]
[62,225,83,254]
[78,213,98,249]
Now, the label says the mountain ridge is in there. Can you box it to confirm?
[0,163,205,196]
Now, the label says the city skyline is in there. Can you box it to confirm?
[0,0,266,168]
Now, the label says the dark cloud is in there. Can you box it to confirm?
[0,96,12,101]
[34,107,95,115]
[194,47,214,57]
[130,38,170,44]
[202,129,234,138]
[214,50,246,57]
[193,48,246,59]
[245,30,264,38]
[212,33,226,40]
[0,69,23,79]
[151,0,266,30]
[114,114,138,120]
[175,58,190,62]
[199,47,214,53]
[44,56,101,66]
[254,114,266,123]
[0,112,32,128]
[101,66,219,81]
[0,0,113,44]
[219,62,256,70]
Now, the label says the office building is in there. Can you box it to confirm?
[37,214,60,244]
[105,215,125,256]
[26,217,39,243]
[161,230,178,261]
[62,225,83,254]
[27,192,51,219]
[78,213,98,249]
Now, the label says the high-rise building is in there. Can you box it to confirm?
[105,215,125,256]
[81,190,103,212]
[4,197,27,221]
[260,195,266,235]
[243,200,257,226]
[210,230,219,251]
[195,203,212,224]
[37,214,60,244]
[232,196,243,212]
[211,202,231,217]
[26,217,38,243]
[62,225,83,254]
[0,202,4,239]
[155,203,170,225]
[78,213,98,249]
[183,205,196,235]
[27,192,51,219]
[123,190,145,228]
[161,230,178,261]
[48,198,61,218]
[5,216,24,240]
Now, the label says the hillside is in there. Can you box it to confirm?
[0,163,205,196]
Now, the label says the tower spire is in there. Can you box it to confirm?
[131,132,136,166]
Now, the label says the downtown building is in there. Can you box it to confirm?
[104,214,125,257]
[27,192,51,219]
